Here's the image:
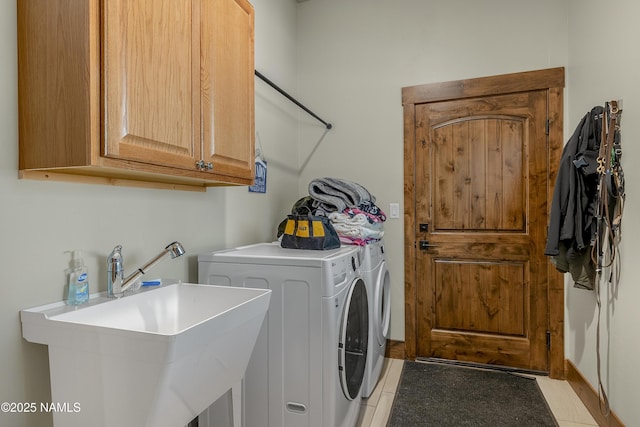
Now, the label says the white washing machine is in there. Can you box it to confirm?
[198,243,368,427]
[360,239,391,398]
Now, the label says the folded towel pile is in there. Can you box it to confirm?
[307,178,386,246]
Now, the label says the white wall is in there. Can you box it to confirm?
[5,0,639,425]
[567,0,640,424]
[0,0,299,426]
[226,0,302,246]
[295,0,640,424]
[296,0,569,341]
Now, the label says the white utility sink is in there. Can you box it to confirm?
[21,282,271,427]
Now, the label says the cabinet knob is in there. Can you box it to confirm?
[195,160,214,171]
[196,160,213,171]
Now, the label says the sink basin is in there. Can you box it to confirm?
[21,282,271,427]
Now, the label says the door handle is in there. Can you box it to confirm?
[418,240,438,250]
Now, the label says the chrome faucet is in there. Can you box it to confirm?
[107,241,186,298]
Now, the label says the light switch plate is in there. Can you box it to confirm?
[389,203,400,219]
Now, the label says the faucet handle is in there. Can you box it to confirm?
[107,245,124,298]
[108,245,123,272]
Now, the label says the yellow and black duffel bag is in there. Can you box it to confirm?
[280,213,340,250]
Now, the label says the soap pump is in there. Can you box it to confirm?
[67,250,89,305]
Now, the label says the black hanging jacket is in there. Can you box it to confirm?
[545,106,602,289]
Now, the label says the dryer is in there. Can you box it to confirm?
[360,239,391,398]
[198,243,368,427]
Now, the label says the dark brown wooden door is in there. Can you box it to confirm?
[413,90,550,371]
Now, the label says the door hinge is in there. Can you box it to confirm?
[546,330,551,349]
[545,119,550,135]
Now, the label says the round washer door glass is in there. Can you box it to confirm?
[376,264,391,345]
[339,278,368,400]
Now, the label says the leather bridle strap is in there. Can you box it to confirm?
[593,100,622,418]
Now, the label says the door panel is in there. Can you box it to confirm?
[103,0,200,169]
[431,117,525,231]
[434,261,525,336]
[414,91,549,371]
[202,0,255,179]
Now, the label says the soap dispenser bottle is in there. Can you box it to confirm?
[67,250,89,305]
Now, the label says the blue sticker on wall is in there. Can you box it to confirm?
[249,159,267,193]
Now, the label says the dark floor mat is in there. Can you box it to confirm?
[387,361,558,427]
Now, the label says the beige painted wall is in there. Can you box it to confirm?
[0,0,298,426]
[566,0,640,424]
[4,0,639,425]
[296,0,569,342]
[296,0,640,423]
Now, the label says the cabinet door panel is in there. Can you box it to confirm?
[104,0,200,170]
[202,0,254,179]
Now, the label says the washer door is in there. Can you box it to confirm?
[338,278,369,400]
[375,262,391,345]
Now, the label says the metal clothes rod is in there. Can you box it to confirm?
[255,70,333,130]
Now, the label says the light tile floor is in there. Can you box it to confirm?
[356,358,599,427]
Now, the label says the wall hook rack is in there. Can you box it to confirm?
[255,70,333,130]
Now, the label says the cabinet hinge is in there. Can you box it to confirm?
[545,119,550,135]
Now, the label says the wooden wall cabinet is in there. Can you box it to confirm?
[18,0,255,191]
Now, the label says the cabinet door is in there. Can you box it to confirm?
[201,0,255,179]
[103,0,201,171]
